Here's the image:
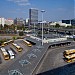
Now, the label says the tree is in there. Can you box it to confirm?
[10,24,16,30]
[0,24,3,30]
[4,24,8,30]
[55,23,60,28]
[19,31,24,36]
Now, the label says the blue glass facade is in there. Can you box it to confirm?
[29,8,38,25]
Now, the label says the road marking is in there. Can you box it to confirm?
[8,69,23,75]
[19,59,31,67]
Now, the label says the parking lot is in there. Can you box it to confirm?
[0,36,74,75]
[0,39,31,69]
[0,38,47,75]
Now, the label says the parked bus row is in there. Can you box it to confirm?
[0,43,23,60]
[1,39,32,48]
[63,49,75,63]
[63,49,75,56]
[0,47,15,60]
[0,40,33,61]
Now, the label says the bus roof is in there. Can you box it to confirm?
[12,43,21,48]
[3,42,7,44]
[66,54,75,59]
[3,51,8,55]
[8,50,14,55]
[1,48,6,52]
[23,40,30,44]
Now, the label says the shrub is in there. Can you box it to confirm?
[12,36,17,40]
[19,31,24,36]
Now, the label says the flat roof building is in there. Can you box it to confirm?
[5,18,13,25]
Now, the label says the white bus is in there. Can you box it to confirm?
[8,50,15,59]
[0,48,9,60]
[12,43,23,52]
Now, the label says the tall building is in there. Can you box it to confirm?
[29,8,38,25]
[0,17,5,27]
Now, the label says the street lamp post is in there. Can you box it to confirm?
[48,22,49,34]
[41,10,45,46]
[34,22,35,35]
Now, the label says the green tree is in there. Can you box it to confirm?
[19,31,24,36]
[4,24,8,30]
[55,23,60,28]
[0,24,3,30]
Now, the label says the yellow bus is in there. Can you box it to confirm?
[65,57,75,63]
[1,42,7,47]
[22,40,32,47]
[63,49,75,57]
[64,53,75,63]
[8,40,14,43]
[0,48,9,60]
[12,43,23,52]
[65,54,75,59]
[1,40,14,47]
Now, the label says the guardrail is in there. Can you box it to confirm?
[43,37,67,43]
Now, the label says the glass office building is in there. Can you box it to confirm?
[29,8,38,25]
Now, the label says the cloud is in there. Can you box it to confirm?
[18,2,30,6]
[16,0,28,2]
[7,0,31,6]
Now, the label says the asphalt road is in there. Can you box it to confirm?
[36,42,75,75]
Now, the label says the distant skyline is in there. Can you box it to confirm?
[0,0,74,21]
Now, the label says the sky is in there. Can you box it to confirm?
[0,0,74,21]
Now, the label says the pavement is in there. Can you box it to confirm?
[0,35,73,75]
[36,42,75,75]
[0,41,48,75]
